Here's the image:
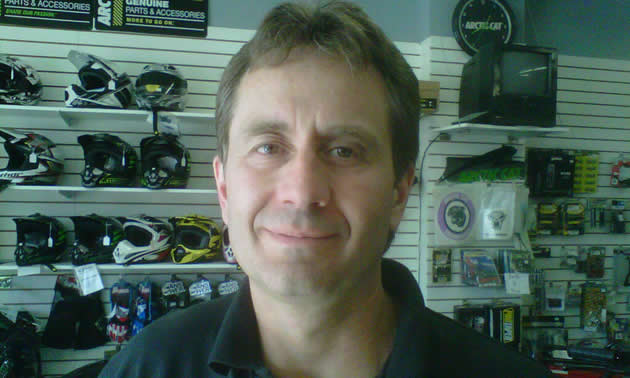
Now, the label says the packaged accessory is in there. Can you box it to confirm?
[131,278,161,336]
[42,275,107,349]
[460,249,501,287]
[432,249,452,283]
[161,275,188,312]
[107,279,134,343]
[189,275,214,304]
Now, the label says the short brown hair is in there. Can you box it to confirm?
[216,0,420,183]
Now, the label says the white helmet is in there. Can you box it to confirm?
[113,215,172,264]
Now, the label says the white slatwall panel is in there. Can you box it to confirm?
[0,25,423,376]
[419,36,630,346]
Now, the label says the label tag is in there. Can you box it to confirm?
[74,263,104,296]
[158,113,181,137]
[17,265,42,277]
[505,273,530,295]
[29,152,37,164]
[217,280,239,296]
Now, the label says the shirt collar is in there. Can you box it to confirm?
[208,279,265,375]
[208,258,426,376]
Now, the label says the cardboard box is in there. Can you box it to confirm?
[419,80,440,114]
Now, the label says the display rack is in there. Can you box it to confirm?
[0,104,214,127]
[436,123,569,139]
[7,185,217,199]
[0,262,240,276]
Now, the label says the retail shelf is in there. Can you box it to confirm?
[0,104,214,127]
[9,185,216,198]
[0,262,240,276]
[436,123,569,138]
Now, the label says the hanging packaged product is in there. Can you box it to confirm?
[536,203,561,236]
[545,283,567,312]
[454,304,491,336]
[526,148,575,197]
[107,279,135,344]
[189,275,214,304]
[581,283,607,332]
[161,275,188,312]
[611,155,630,188]
[573,152,599,193]
[460,249,501,287]
[131,279,161,337]
[217,275,240,297]
[562,201,585,236]
[432,249,452,283]
[522,315,567,360]
[43,275,107,350]
[478,185,516,240]
[586,247,606,279]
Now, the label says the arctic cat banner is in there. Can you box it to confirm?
[94,0,208,37]
[0,0,93,30]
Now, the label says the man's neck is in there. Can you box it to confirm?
[250,265,398,378]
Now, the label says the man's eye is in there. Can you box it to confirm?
[330,147,355,159]
[256,144,278,155]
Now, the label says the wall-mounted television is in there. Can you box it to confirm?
[457,43,558,127]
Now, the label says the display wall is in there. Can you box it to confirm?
[0,24,423,375]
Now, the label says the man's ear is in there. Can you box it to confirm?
[390,165,416,230]
[213,155,229,225]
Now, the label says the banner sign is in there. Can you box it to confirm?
[0,0,93,30]
[94,0,208,37]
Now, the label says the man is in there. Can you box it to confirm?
[100,1,552,377]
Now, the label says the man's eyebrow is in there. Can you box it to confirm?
[242,121,289,138]
[322,126,381,149]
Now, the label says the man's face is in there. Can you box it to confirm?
[214,49,413,298]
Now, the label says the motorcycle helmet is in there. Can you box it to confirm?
[140,134,190,189]
[64,50,133,109]
[13,214,66,266]
[135,64,187,112]
[221,225,237,264]
[113,215,173,264]
[0,128,64,186]
[70,215,124,265]
[77,134,137,187]
[0,55,42,105]
[169,215,221,264]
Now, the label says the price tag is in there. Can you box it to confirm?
[217,280,239,296]
[158,113,181,137]
[73,264,104,296]
[504,273,530,295]
[17,265,42,276]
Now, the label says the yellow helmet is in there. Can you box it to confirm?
[168,215,221,264]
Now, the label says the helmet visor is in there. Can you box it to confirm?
[175,226,209,250]
[87,151,120,172]
[124,225,153,247]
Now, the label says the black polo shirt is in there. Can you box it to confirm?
[99,259,552,377]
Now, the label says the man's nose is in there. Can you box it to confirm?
[276,150,331,209]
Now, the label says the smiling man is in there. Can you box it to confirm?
[100,1,552,377]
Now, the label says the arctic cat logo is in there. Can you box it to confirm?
[97,0,112,26]
[465,21,503,31]
[0,172,20,178]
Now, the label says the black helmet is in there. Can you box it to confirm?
[135,64,187,112]
[140,134,190,189]
[0,128,64,186]
[64,50,133,109]
[13,214,66,266]
[77,134,137,187]
[0,55,42,105]
[70,214,124,265]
